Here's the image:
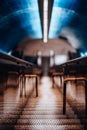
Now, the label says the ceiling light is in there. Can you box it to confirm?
[43,0,48,43]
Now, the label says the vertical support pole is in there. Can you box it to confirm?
[75,79,77,100]
[85,80,87,115]
[24,76,26,97]
[20,75,22,97]
[20,75,24,97]
[0,72,8,94]
[63,82,66,114]
[0,72,4,95]
[36,76,38,97]
[56,75,58,85]
[5,72,8,90]
[18,75,20,89]
[28,76,30,93]
[52,76,55,88]
[18,75,19,93]
[22,75,24,97]
[60,76,62,87]
[55,76,57,87]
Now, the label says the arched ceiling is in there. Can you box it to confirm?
[0,0,42,52]
[49,0,87,52]
[0,0,87,55]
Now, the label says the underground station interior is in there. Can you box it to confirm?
[0,0,87,129]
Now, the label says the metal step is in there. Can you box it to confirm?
[22,110,74,115]
[14,124,84,130]
[20,114,67,119]
[17,119,81,125]
[0,118,81,125]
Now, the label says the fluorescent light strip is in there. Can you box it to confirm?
[43,0,48,43]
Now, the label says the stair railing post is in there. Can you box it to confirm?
[85,80,87,115]
[63,81,66,114]
[36,76,38,97]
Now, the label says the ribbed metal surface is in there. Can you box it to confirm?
[15,125,84,130]
[17,119,80,125]
[0,79,86,130]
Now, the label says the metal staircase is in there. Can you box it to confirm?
[0,78,85,130]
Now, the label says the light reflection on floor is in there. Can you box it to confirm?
[21,76,65,130]
[33,76,63,112]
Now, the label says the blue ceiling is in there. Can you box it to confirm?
[49,0,87,53]
[49,0,77,38]
[0,0,42,52]
[0,0,87,54]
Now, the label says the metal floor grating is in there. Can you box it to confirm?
[0,80,86,130]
